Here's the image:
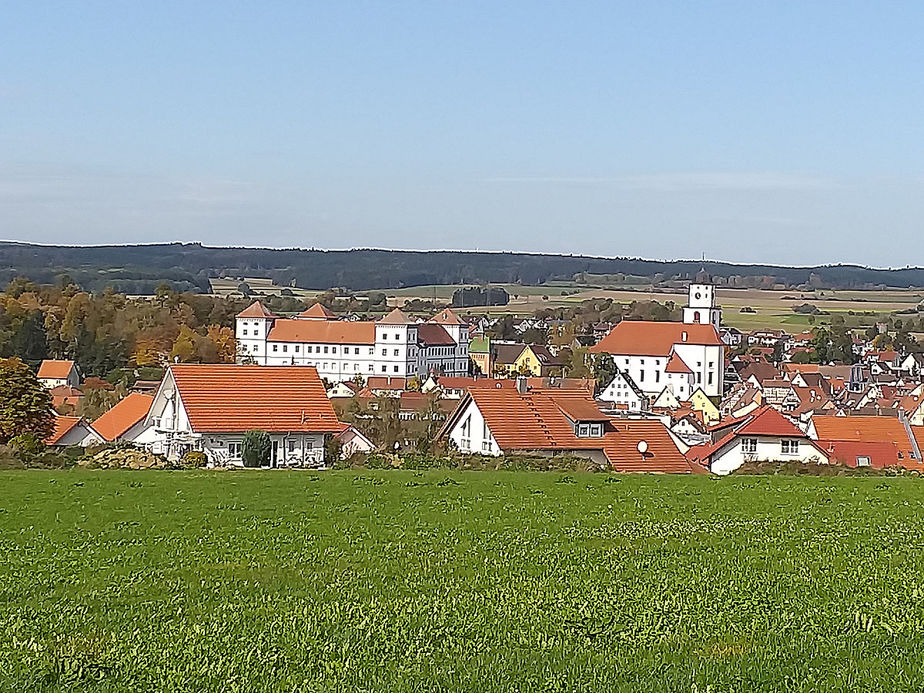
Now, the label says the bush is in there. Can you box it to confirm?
[242,430,271,468]
[9,433,46,460]
[180,451,209,468]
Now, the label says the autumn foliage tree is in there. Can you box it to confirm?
[0,357,54,444]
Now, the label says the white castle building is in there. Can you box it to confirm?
[235,302,470,383]
[592,273,725,401]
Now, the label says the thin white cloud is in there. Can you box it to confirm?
[482,172,838,191]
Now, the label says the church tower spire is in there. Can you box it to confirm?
[682,269,722,329]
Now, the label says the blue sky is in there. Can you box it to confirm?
[2,1,923,265]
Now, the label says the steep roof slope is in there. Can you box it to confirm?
[37,359,75,379]
[168,364,340,433]
[92,393,154,441]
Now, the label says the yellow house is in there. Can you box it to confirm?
[511,345,564,377]
[687,387,720,423]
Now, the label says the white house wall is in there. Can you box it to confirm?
[447,400,500,456]
[711,436,828,476]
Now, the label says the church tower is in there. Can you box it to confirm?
[682,269,722,329]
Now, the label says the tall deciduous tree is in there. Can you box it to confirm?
[0,357,54,444]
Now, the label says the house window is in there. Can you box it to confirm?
[781,439,800,455]
[355,347,360,355]
[639,371,645,382]
[307,346,313,353]
[382,333,387,340]
[655,371,660,383]
[708,373,714,385]
[368,365,374,372]
[332,347,337,354]
[382,366,387,372]
[590,423,602,437]
[228,441,243,458]
[369,348,374,355]
[272,345,278,352]
[295,345,300,352]
[324,346,329,354]
[393,366,399,373]
[742,438,757,454]
[578,423,590,437]
[393,349,399,357]
[253,345,259,352]
[287,439,297,453]
[856,456,871,467]
[282,345,288,353]
[243,329,248,335]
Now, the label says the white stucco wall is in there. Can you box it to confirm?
[711,436,828,476]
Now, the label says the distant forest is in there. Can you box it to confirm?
[2,241,923,294]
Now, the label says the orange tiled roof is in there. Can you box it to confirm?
[37,360,75,379]
[603,420,699,473]
[590,321,722,356]
[665,352,693,374]
[299,302,336,319]
[379,308,411,325]
[45,416,83,444]
[735,406,804,437]
[92,393,154,441]
[812,415,908,443]
[236,301,277,319]
[430,308,464,325]
[267,319,376,344]
[819,440,915,470]
[452,387,695,473]
[169,364,340,434]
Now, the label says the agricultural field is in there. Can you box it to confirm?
[209,277,321,301]
[3,470,924,691]
[391,283,922,331]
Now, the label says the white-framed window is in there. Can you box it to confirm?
[324,346,329,354]
[253,345,259,352]
[393,349,399,356]
[393,366,399,373]
[382,333,388,340]
[307,346,313,353]
[577,423,590,437]
[381,365,387,372]
[282,345,288,353]
[295,345,300,352]
[742,438,758,454]
[355,347,360,355]
[781,439,800,455]
[382,349,387,356]
[228,441,243,459]
[272,344,278,352]
[243,329,248,335]
[332,347,337,354]
[856,456,871,467]
[287,439,297,453]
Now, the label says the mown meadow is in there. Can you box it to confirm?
[2,470,924,691]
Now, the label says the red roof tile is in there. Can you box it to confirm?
[430,308,464,325]
[299,302,336,319]
[267,319,376,344]
[236,301,277,319]
[417,324,456,346]
[92,393,154,441]
[45,416,83,445]
[590,321,722,356]
[734,407,804,437]
[169,365,340,434]
[379,308,411,325]
[665,352,693,374]
[37,360,75,379]
[812,416,908,443]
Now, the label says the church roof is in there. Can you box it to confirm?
[236,301,277,319]
[590,321,723,356]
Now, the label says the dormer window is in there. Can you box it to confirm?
[576,422,603,438]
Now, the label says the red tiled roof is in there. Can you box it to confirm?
[812,416,908,443]
[433,376,477,390]
[417,324,456,346]
[169,365,340,433]
[237,301,277,319]
[430,308,464,325]
[92,393,154,441]
[37,360,75,379]
[603,420,700,473]
[367,376,407,390]
[448,388,695,473]
[267,319,376,344]
[590,321,722,356]
[379,308,411,325]
[734,407,804,437]
[45,416,83,445]
[299,302,336,319]
[819,440,914,470]
[665,352,693,374]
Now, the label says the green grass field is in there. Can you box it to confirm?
[3,470,924,691]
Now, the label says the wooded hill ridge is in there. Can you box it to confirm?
[3,241,923,293]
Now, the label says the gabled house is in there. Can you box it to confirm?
[439,383,697,473]
[512,345,565,377]
[598,369,648,412]
[37,360,80,389]
[690,406,828,475]
[92,393,156,444]
[44,416,104,447]
[808,415,922,463]
[145,364,341,467]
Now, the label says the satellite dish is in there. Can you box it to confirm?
[637,440,648,454]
